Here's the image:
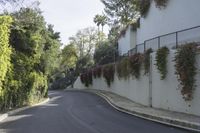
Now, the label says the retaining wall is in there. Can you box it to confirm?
[74,51,200,116]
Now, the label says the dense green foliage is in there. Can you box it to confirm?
[0,16,12,92]
[137,0,169,17]
[174,43,197,101]
[68,27,99,74]
[0,7,61,111]
[94,41,117,65]
[101,0,139,26]
[61,44,77,71]
[137,0,151,17]
[155,47,169,80]
[0,16,13,110]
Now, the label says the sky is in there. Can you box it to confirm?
[39,0,109,45]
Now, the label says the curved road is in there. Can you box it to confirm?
[0,90,190,133]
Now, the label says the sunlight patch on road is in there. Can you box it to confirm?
[2,114,33,123]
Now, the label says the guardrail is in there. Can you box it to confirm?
[127,25,200,56]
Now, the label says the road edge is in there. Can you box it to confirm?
[85,90,200,133]
[0,98,49,122]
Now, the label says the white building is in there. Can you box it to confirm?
[118,0,200,55]
[118,25,137,55]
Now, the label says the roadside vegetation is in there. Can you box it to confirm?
[0,0,196,112]
[0,1,65,111]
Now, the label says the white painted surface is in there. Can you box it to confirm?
[73,77,87,89]
[118,26,136,55]
[130,30,137,49]
[137,0,200,44]
[74,51,200,116]
[151,51,200,116]
[74,71,150,106]
[112,73,150,106]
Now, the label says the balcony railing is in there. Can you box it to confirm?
[127,25,200,56]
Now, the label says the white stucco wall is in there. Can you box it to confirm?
[74,72,150,106]
[151,51,200,116]
[130,30,137,49]
[118,26,137,55]
[74,50,200,116]
[137,0,200,44]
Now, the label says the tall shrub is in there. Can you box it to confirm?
[0,16,13,91]
[0,16,13,105]
[28,72,48,104]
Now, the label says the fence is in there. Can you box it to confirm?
[127,25,200,56]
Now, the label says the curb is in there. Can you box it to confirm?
[86,90,200,132]
[0,98,50,122]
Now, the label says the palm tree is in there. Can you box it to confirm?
[93,14,107,44]
[94,14,101,33]
[94,14,107,33]
[100,15,107,33]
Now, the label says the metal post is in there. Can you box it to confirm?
[144,41,146,52]
[158,37,160,49]
[176,32,178,48]
[136,45,138,53]
[149,55,153,107]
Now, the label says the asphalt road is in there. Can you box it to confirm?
[0,90,191,133]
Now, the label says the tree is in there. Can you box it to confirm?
[101,0,139,26]
[50,44,78,90]
[94,14,107,44]
[69,27,99,57]
[93,14,107,32]
[108,25,120,45]
[94,41,118,65]
[61,44,78,71]
[47,24,61,40]
[0,7,61,111]
[94,14,101,32]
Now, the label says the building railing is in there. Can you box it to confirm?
[127,25,200,56]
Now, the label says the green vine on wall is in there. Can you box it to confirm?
[174,43,197,101]
[80,70,93,87]
[129,53,144,79]
[93,66,102,78]
[103,63,115,87]
[155,47,169,80]
[116,57,131,80]
[144,48,153,75]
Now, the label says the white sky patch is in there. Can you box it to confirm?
[39,0,109,45]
